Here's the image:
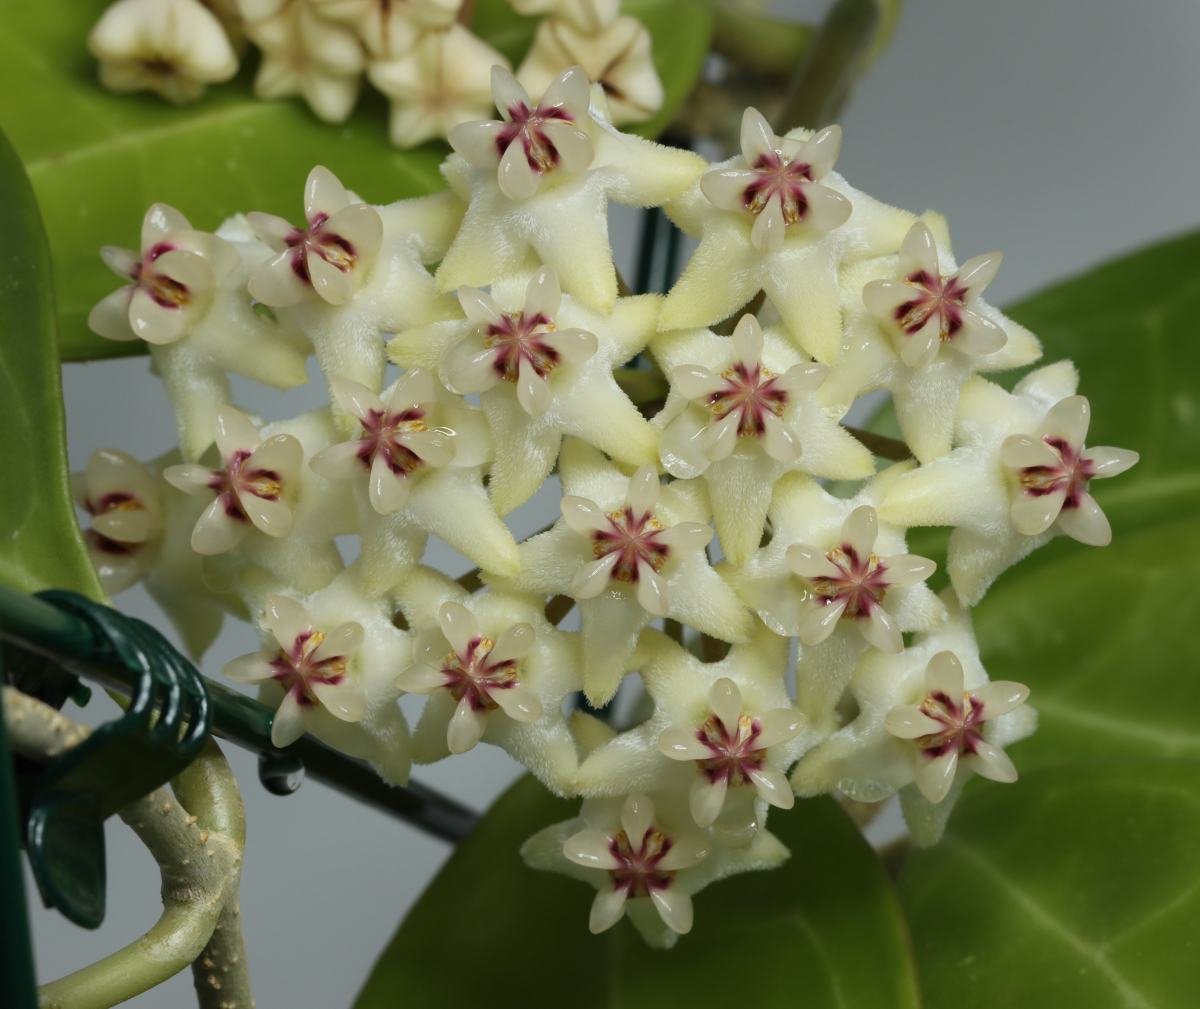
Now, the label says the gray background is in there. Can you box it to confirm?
[24,0,1200,1005]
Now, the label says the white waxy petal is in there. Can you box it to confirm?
[270,690,309,748]
[490,685,543,722]
[447,347,504,394]
[540,328,597,366]
[492,64,532,120]
[860,605,902,653]
[964,740,1019,783]
[655,521,713,556]
[689,773,727,827]
[330,375,387,424]
[309,441,368,481]
[308,249,355,305]
[311,621,364,663]
[761,412,802,463]
[620,792,655,849]
[264,594,314,651]
[238,489,293,538]
[488,622,535,664]
[701,412,740,461]
[708,677,743,730]
[878,554,936,587]
[141,203,191,246]
[925,650,965,699]
[634,563,670,616]
[841,505,878,557]
[657,832,710,871]
[773,361,827,398]
[560,495,611,534]
[738,106,777,164]
[1011,487,1067,536]
[747,762,794,809]
[649,885,694,935]
[885,705,945,739]
[89,287,137,341]
[214,405,262,461]
[540,119,594,174]
[304,164,351,221]
[246,433,303,485]
[516,355,553,415]
[448,120,508,168]
[951,309,1007,357]
[323,203,383,264]
[128,287,188,345]
[1055,492,1112,546]
[413,629,449,666]
[914,749,959,803]
[191,497,248,555]
[457,285,506,327]
[1039,395,1090,447]
[311,680,368,722]
[1083,446,1139,478]
[93,508,153,543]
[658,726,713,761]
[626,464,660,518]
[898,221,940,280]
[245,211,297,252]
[438,601,483,658]
[1000,433,1062,470]
[248,252,311,306]
[672,364,725,402]
[536,64,592,121]
[563,829,622,870]
[572,552,621,598]
[786,542,842,579]
[402,429,454,468]
[730,313,763,368]
[589,884,628,934]
[699,168,760,212]
[163,465,217,496]
[498,135,541,201]
[222,652,275,684]
[971,681,1031,719]
[750,191,786,253]
[956,251,1003,300]
[754,708,805,749]
[394,662,447,694]
[447,694,488,753]
[369,451,411,515]
[899,316,941,371]
[797,180,851,233]
[799,124,842,180]
[523,264,562,320]
[796,599,846,645]
[862,278,918,320]
[389,367,439,411]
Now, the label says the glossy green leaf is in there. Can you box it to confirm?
[0,127,104,601]
[355,775,918,1008]
[620,0,714,140]
[899,761,1200,1008]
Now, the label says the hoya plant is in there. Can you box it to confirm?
[1,0,1196,1007]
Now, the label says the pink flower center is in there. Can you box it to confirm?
[914,690,989,760]
[706,362,788,438]
[440,635,520,712]
[270,629,349,708]
[894,270,971,340]
[592,507,669,583]
[810,543,890,619]
[209,449,283,524]
[485,312,560,382]
[495,102,574,175]
[134,242,193,310]
[287,213,359,285]
[83,491,148,556]
[695,711,765,786]
[743,150,814,224]
[355,406,430,476]
[1018,437,1095,510]
[608,828,676,897]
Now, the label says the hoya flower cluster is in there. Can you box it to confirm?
[77,78,1138,947]
[85,0,663,146]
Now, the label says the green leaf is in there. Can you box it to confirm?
[355,775,918,1008]
[620,0,714,140]
[0,126,104,601]
[898,761,1200,1008]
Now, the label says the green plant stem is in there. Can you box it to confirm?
[709,2,815,78]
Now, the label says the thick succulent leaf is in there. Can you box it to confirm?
[0,126,104,600]
[899,761,1200,1008]
[355,775,918,1008]
[0,0,446,363]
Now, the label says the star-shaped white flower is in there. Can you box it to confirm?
[88,0,238,105]
[490,439,752,704]
[246,0,365,123]
[792,592,1036,845]
[880,361,1139,605]
[312,0,459,59]
[729,468,945,732]
[367,25,508,147]
[163,406,304,555]
[392,264,660,513]
[651,314,873,564]
[576,626,804,846]
[437,71,707,312]
[516,15,663,127]
[660,109,916,363]
[71,449,165,595]
[392,567,582,793]
[522,789,789,948]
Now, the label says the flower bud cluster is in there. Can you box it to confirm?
[85,0,664,145]
[77,77,1138,945]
